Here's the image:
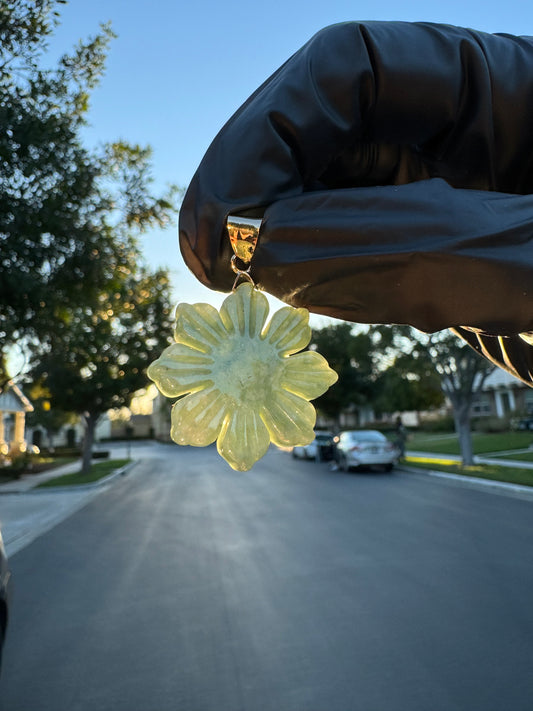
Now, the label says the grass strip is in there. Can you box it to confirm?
[405,458,533,488]
[407,431,533,456]
[37,459,131,488]
[485,451,533,462]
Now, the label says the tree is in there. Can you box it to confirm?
[1,1,179,472]
[311,323,376,426]
[0,1,177,366]
[367,326,494,465]
[426,331,495,465]
[369,325,444,416]
[30,267,174,473]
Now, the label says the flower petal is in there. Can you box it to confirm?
[219,282,269,338]
[260,389,316,447]
[280,351,338,400]
[174,302,227,353]
[217,406,271,471]
[170,389,229,446]
[147,343,214,397]
[262,306,311,355]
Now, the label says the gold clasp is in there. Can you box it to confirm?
[227,215,261,289]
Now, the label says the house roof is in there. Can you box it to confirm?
[0,382,33,413]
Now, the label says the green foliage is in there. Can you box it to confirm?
[0,1,178,358]
[425,331,495,402]
[0,1,65,79]
[4,449,40,474]
[1,1,179,472]
[311,324,376,421]
[471,416,510,433]
[30,267,174,419]
[25,377,75,441]
[368,325,444,415]
[367,326,496,464]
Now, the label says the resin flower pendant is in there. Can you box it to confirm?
[148,283,338,471]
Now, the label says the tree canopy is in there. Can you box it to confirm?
[1,1,179,471]
[31,267,174,472]
[368,325,494,464]
[310,320,493,465]
[0,0,177,361]
[311,323,376,424]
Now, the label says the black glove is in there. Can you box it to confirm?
[179,21,533,383]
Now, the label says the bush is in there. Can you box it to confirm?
[39,447,81,458]
[6,451,40,475]
[92,450,110,459]
[472,416,510,433]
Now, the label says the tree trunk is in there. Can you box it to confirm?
[452,400,474,466]
[81,413,98,475]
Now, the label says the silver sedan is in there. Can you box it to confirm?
[334,430,399,472]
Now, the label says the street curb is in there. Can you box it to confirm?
[400,464,533,500]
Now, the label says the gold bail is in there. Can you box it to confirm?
[227,215,261,265]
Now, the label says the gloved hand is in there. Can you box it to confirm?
[179,21,533,383]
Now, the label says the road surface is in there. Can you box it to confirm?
[1,443,532,710]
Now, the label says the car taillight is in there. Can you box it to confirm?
[385,443,395,451]
[350,445,362,452]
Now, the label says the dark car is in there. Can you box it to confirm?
[515,417,533,431]
[0,530,10,670]
[292,431,334,461]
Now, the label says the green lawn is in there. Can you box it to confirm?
[37,459,130,488]
[0,456,77,484]
[407,431,533,455]
[490,451,533,462]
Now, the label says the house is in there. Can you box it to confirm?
[472,368,533,419]
[110,413,154,439]
[27,414,112,449]
[0,382,34,457]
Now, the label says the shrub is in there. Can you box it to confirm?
[472,416,510,433]
[92,451,110,459]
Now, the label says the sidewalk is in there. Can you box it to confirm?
[0,457,135,556]
[0,459,87,493]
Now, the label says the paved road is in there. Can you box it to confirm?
[1,444,533,710]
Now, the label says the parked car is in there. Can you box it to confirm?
[0,530,10,671]
[334,430,398,472]
[514,417,533,431]
[292,431,334,461]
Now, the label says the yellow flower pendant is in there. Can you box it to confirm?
[148,282,338,471]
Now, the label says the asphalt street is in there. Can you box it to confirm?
[1,443,532,711]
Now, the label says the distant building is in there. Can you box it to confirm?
[26,414,111,449]
[110,413,154,439]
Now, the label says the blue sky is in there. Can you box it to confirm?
[47,0,533,313]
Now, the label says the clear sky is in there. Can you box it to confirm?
[46,0,533,315]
